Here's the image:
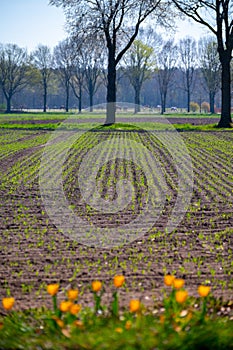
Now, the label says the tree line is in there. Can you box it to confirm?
[0,0,233,127]
[0,34,224,113]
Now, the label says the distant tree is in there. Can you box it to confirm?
[32,45,53,112]
[192,69,208,113]
[70,43,85,113]
[178,37,197,112]
[50,0,172,124]
[172,0,233,127]
[54,39,74,112]
[81,35,104,112]
[0,43,31,113]
[198,37,221,114]
[124,39,154,113]
[156,39,177,114]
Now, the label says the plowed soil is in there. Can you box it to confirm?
[0,118,232,313]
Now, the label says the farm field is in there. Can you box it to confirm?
[0,112,232,314]
[0,110,221,128]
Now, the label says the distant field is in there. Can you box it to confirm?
[0,110,222,120]
[0,111,223,131]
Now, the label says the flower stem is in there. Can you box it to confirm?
[52,295,57,313]
[112,291,119,318]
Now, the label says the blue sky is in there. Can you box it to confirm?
[1,0,208,52]
[1,0,66,51]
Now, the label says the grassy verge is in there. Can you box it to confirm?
[0,111,229,131]
[0,111,231,131]
[0,111,223,122]
[1,276,233,350]
[0,120,231,132]
[0,111,224,119]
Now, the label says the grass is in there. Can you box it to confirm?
[0,119,230,132]
[0,277,233,350]
[0,111,232,132]
[0,111,232,134]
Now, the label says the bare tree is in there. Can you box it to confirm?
[70,50,85,113]
[124,39,154,113]
[172,0,233,127]
[0,43,30,113]
[32,45,53,112]
[49,0,172,124]
[156,39,177,114]
[198,37,221,114]
[178,37,197,112]
[54,39,73,112]
[81,35,105,112]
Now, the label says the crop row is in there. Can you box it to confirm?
[0,128,232,310]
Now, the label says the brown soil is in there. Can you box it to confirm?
[0,121,232,314]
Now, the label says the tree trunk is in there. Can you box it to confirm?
[89,83,93,112]
[162,102,165,114]
[65,81,69,112]
[6,96,11,113]
[187,87,190,113]
[134,86,141,113]
[160,91,166,115]
[209,91,215,114]
[78,86,82,113]
[217,56,232,127]
[105,48,116,125]
[43,83,47,113]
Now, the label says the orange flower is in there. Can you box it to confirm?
[70,303,81,315]
[164,275,175,287]
[198,285,211,297]
[175,290,188,304]
[125,320,132,330]
[59,300,73,312]
[91,280,102,292]
[160,315,165,324]
[73,320,84,329]
[129,299,140,313]
[47,284,59,296]
[2,297,15,311]
[67,289,79,301]
[56,319,64,328]
[113,275,125,288]
[115,327,123,333]
[52,316,64,328]
[173,278,185,289]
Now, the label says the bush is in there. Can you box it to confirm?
[201,101,210,113]
[190,102,200,112]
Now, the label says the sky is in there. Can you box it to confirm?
[0,0,209,52]
[0,0,66,51]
